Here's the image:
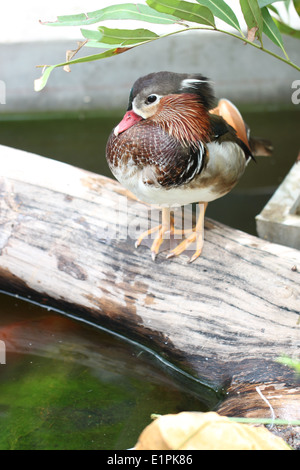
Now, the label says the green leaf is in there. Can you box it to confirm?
[34,66,56,92]
[80,30,118,48]
[80,29,104,41]
[43,3,178,26]
[257,0,279,7]
[261,6,288,57]
[273,18,300,38]
[43,13,90,26]
[146,0,215,27]
[240,0,264,43]
[95,26,159,46]
[294,0,300,15]
[83,41,117,49]
[196,0,241,32]
[88,3,179,24]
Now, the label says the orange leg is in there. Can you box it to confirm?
[166,202,208,263]
[135,203,208,262]
[135,207,176,261]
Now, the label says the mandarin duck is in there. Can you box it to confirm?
[106,71,272,263]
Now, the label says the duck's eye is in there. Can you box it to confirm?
[145,94,157,104]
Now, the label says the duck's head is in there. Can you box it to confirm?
[114,71,215,145]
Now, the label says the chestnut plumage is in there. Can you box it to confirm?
[106,71,271,262]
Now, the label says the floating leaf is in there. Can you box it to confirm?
[196,0,241,32]
[134,411,291,450]
[146,0,215,27]
[42,3,178,26]
[240,0,264,43]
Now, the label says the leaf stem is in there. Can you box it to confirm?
[216,27,299,70]
[35,19,300,91]
[156,25,300,71]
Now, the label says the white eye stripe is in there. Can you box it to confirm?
[132,100,143,117]
[180,78,209,89]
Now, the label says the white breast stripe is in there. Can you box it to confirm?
[183,141,205,185]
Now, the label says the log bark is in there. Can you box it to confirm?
[0,145,299,446]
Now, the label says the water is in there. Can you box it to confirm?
[0,106,299,449]
[0,292,216,450]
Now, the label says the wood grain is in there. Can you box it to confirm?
[0,145,299,443]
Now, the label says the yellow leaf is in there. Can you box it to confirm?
[134,412,290,450]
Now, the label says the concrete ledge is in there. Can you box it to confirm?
[256,161,300,250]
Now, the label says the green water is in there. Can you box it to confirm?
[0,106,299,449]
[0,292,215,450]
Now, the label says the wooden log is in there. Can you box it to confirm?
[0,145,299,446]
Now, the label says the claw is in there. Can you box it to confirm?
[135,224,161,248]
[135,208,174,260]
[135,203,208,263]
[166,202,208,263]
[188,248,203,264]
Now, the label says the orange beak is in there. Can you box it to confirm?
[114,110,143,136]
